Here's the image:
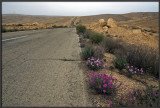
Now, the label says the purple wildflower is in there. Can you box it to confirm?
[103,89,106,93]
[109,101,112,104]
[153,90,156,95]
[103,84,107,88]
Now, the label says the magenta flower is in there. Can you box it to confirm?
[130,98,133,101]
[128,91,132,95]
[109,101,112,104]
[103,80,106,83]
[136,91,138,96]
[122,95,125,99]
[120,82,122,85]
[115,86,118,89]
[109,85,113,88]
[125,85,128,87]
[133,97,136,100]
[103,89,106,93]
[91,80,95,84]
[129,69,133,72]
[103,84,107,88]
[97,74,99,78]
[108,81,112,85]
[153,90,156,95]
[90,70,94,74]
[99,85,102,88]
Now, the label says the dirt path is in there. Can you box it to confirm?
[70,17,77,28]
[2,28,92,107]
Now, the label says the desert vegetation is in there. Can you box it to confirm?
[76,21,159,107]
[2,14,75,33]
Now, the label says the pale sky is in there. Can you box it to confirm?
[2,2,159,16]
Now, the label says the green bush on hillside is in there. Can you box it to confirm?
[90,32,104,44]
[76,25,86,33]
[81,46,94,60]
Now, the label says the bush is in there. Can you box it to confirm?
[106,38,159,77]
[101,37,123,54]
[88,72,118,94]
[93,46,105,59]
[87,57,104,70]
[81,46,94,60]
[76,25,86,33]
[112,86,159,107]
[90,32,104,44]
[79,36,84,43]
[83,29,94,39]
[124,44,159,77]
[114,56,127,70]
[132,87,159,107]
[17,24,23,26]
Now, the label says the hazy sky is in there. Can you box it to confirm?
[2,2,159,16]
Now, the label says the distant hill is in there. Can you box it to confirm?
[74,12,158,24]
[2,12,158,31]
[2,12,158,24]
[2,14,73,25]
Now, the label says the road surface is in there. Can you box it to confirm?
[2,28,92,107]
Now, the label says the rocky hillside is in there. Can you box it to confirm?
[81,16,159,49]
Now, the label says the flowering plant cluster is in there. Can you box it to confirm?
[110,86,159,107]
[87,57,105,70]
[88,71,118,94]
[125,65,144,77]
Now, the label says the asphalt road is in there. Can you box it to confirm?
[2,28,92,107]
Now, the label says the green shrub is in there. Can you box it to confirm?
[76,25,86,33]
[81,46,94,60]
[90,32,104,44]
[114,56,127,70]
[79,36,84,43]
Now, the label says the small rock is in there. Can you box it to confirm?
[103,26,108,32]
[132,29,141,34]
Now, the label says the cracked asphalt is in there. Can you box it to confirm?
[2,28,92,107]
